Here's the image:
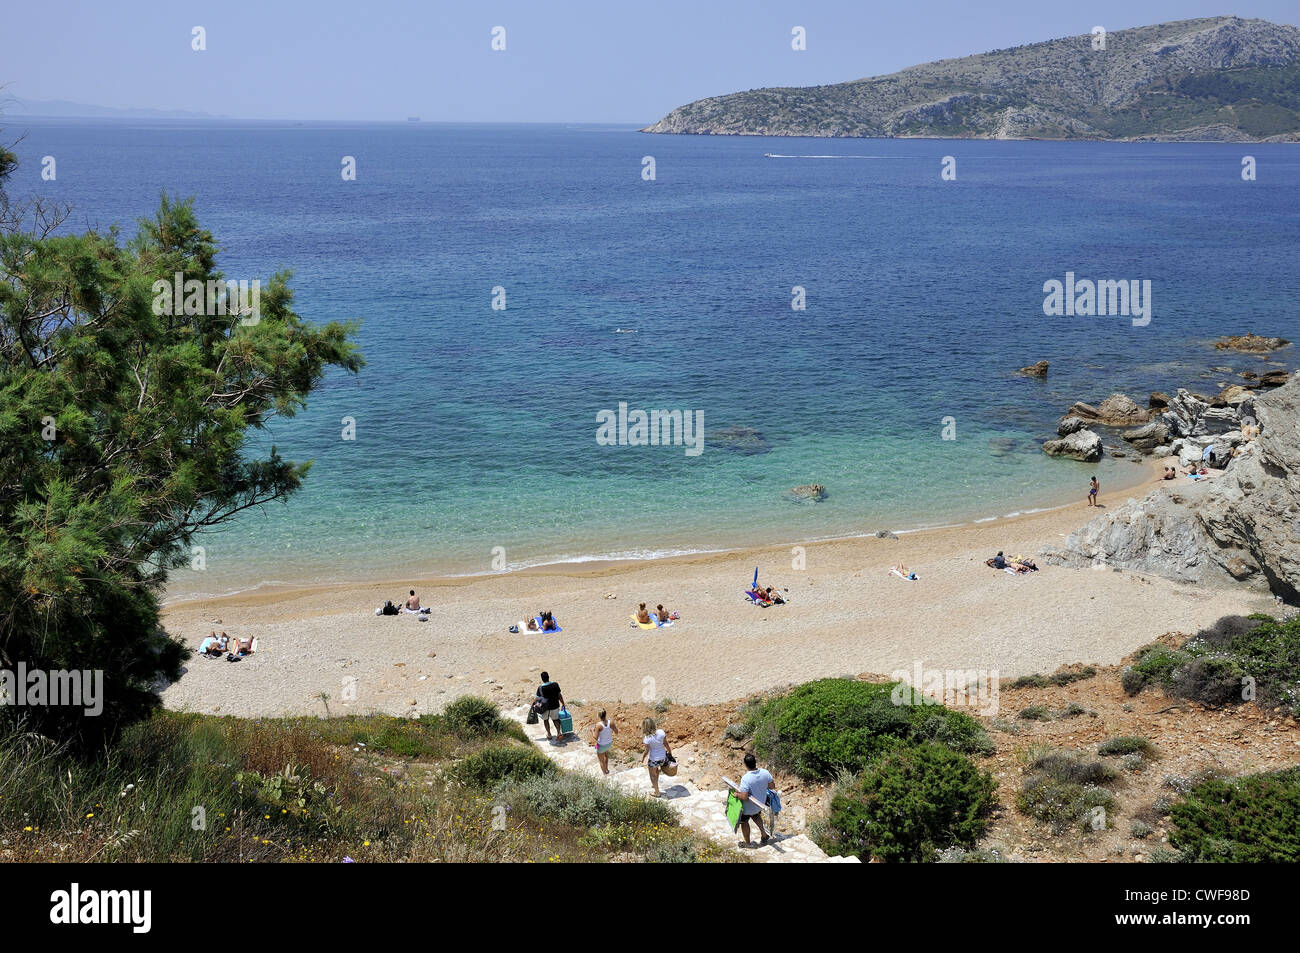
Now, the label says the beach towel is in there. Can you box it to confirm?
[531,616,562,633]
[629,613,657,630]
[743,590,773,607]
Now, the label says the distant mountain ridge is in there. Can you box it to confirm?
[5,98,218,120]
[643,17,1300,141]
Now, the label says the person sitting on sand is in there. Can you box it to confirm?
[636,603,653,625]
[655,604,679,622]
[200,631,227,657]
[405,590,421,611]
[991,551,1008,570]
[1163,467,1176,480]
[540,611,558,632]
[764,586,787,604]
[524,616,540,631]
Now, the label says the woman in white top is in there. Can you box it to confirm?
[591,709,618,775]
[641,717,672,797]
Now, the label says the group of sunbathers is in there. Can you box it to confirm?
[199,630,254,661]
[525,610,560,632]
[634,602,679,626]
[988,551,1039,574]
[376,589,432,618]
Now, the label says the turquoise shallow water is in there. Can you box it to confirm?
[11,120,1299,598]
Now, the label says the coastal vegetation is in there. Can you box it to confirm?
[0,141,362,746]
[1164,766,1300,862]
[1122,613,1300,715]
[0,697,729,862]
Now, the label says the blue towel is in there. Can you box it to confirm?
[766,789,783,814]
[534,616,563,633]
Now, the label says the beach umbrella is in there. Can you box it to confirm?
[752,566,759,589]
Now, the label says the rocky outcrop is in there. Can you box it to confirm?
[1149,391,1171,409]
[1160,388,1243,437]
[1213,333,1291,353]
[1042,429,1103,461]
[1044,373,1300,601]
[705,426,771,455]
[1122,421,1170,451]
[1019,360,1050,377]
[1061,394,1150,428]
[788,484,827,502]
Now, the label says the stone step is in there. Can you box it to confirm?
[506,707,856,863]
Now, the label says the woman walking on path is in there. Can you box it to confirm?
[591,710,617,774]
[641,717,672,797]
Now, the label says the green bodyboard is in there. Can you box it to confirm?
[726,790,743,831]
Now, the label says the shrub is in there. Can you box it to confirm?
[1098,736,1155,758]
[1017,776,1115,833]
[1049,666,1097,686]
[1059,702,1090,719]
[1125,645,1183,695]
[1008,674,1050,689]
[820,742,998,862]
[745,679,993,780]
[496,771,675,829]
[1121,753,1146,773]
[443,696,524,741]
[1029,750,1119,786]
[1018,705,1052,721]
[1131,820,1153,839]
[723,723,748,740]
[1168,766,1300,862]
[453,744,556,788]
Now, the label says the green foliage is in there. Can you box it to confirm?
[1018,705,1052,721]
[0,187,361,745]
[1017,748,1119,833]
[1098,736,1155,758]
[1169,767,1300,862]
[453,744,556,789]
[496,771,676,829]
[744,679,992,780]
[1121,616,1300,714]
[442,696,524,742]
[820,742,998,862]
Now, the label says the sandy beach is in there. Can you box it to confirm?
[159,459,1276,719]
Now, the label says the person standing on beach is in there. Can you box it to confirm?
[735,753,777,847]
[535,672,566,744]
[641,717,672,797]
[591,709,617,774]
[1087,476,1099,507]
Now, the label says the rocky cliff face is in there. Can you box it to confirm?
[1044,373,1300,601]
[643,17,1300,141]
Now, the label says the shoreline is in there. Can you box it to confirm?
[163,453,1158,608]
[158,455,1278,718]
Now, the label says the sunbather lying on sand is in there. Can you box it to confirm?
[891,564,918,580]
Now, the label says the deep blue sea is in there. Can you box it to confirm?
[9,119,1299,598]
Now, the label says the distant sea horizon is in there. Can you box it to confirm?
[8,120,1297,601]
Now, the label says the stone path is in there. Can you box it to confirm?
[506,706,858,863]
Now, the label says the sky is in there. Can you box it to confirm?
[4,1,1299,123]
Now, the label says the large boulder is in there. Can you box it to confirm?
[1018,360,1050,377]
[1061,393,1149,428]
[1042,429,1103,462]
[1121,421,1169,451]
[1057,416,1087,437]
[1044,375,1300,602]
[1259,369,1293,388]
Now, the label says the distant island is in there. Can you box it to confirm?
[643,16,1300,142]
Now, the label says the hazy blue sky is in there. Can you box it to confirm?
[5,1,1298,122]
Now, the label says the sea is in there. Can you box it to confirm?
[9,118,1299,599]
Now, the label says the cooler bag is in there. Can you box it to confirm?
[557,708,573,735]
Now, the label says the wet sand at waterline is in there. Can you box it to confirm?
[160,461,1273,718]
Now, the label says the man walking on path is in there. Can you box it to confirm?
[736,753,778,846]
[535,671,566,744]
